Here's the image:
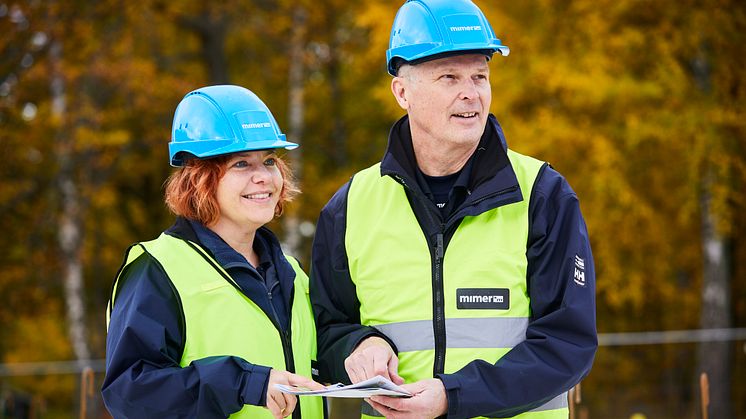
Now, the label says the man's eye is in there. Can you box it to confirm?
[264,158,276,166]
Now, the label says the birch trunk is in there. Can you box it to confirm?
[697,180,733,418]
[50,39,91,366]
[282,6,307,255]
[693,43,733,419]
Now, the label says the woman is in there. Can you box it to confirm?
[103,85,325,419]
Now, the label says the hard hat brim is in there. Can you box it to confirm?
[388,44,510,76]
[170,139,299,167]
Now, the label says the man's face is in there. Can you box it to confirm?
[392,54,491,150]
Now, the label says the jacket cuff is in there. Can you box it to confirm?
[241,363,272,407]
[436,373,462,418]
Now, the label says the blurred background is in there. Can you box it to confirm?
[1,0,744,418]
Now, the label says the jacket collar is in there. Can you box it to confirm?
[164,217,297,304]
[166,217,284,261]
[379,114,524,214]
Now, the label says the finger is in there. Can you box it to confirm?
[366,397,401,418]
[370,395,407,411]
[286,373,325,390]
[388,355,404,385]
[283,393,297,417]
[346,365,359,384]
[271,391,287,414]
[358,359,371,380]
[352,352,371,380]
[266,397,282,419]
[372,352,390,380]
[346,359,366,383]
[344,358,359,383]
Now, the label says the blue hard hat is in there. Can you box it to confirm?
[168,85,297,167]
[386,0,510,76]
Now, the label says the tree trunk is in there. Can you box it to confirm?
[50,39,91,366]
[281,6,307,255]
[697,179,733,418]
[693,42,733,419]
[177,9,229,85]
[330,22,347,168]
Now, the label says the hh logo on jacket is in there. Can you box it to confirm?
[573,255,586,286]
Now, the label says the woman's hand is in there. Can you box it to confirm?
[266,369,325,418]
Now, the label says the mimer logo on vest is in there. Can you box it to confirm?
[456,288,509,310]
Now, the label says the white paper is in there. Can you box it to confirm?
[275,375,412,398]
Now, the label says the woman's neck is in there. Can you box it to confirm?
[207,220,259,267]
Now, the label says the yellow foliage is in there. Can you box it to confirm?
[1,0,745,416]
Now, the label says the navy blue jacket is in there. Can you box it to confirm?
[310,115,597,418]
[102,218,299,418]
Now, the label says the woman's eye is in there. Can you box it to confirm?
[264,158,276,166]
[233,160,248,168]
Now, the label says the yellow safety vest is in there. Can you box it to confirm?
[108,233,324,419]
[346,150,567,419]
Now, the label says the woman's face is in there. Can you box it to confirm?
[214,151,283,232]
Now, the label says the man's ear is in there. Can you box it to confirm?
[391,77,409,110]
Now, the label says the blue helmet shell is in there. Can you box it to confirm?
[386,0,510,76]
[168,85,297,167]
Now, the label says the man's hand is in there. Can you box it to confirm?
[344,336,404,384]
[366,378,448,419]
[265,369,325,418]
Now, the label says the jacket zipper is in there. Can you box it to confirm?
[266,286,296,374]
[404,185,449,377]
[265,282,300,419]
[432,228,446,376]
[397,179,522,377]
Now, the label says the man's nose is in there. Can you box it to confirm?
[458,79,480,100]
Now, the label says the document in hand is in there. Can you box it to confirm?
[275,375,412,398]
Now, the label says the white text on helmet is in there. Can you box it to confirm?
[450,25,482,32]
[242,122,272,129]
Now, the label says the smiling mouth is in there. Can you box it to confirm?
[242,192,271,200]
[453,112,478,118]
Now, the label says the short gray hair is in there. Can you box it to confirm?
[395,63,418,81]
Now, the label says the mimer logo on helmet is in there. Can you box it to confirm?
[242,122,271,129]
[449,25,481,32]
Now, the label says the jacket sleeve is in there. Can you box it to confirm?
[437,165,598,418]
[310,182,398,384]
[102,251,271,419]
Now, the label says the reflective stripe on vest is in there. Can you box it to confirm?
[346,150,567,418]
[108,233,323,419]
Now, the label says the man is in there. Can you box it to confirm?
[310,1,597,418]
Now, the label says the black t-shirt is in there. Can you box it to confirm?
[420,170,460,214]
[416,156,474,218]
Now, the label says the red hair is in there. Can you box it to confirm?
[164,154,299,226]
